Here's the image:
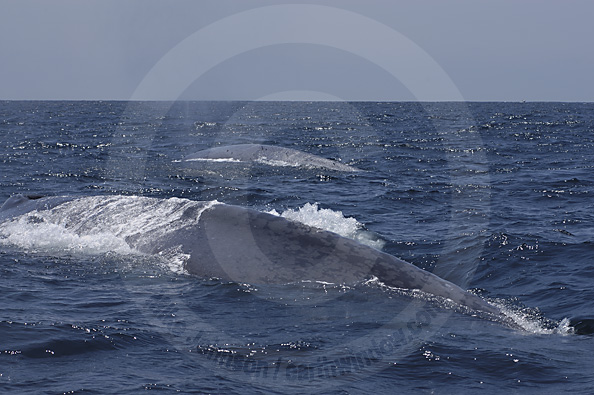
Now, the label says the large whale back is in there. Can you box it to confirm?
[0,194,502,318]
[178,204,501,315]
[184,144,360,172]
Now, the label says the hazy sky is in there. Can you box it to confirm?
[1,0,592,101]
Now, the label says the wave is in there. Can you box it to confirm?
[268,203,385,250]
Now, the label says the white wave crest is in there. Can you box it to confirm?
[489,299,574,335]
[268,203,385,250]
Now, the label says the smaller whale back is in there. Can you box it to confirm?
[184,144,360,172]
[0,194,44,211]
[0,194,75,222]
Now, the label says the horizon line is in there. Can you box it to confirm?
[2,99,593,104]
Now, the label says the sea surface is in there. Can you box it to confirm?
[1,101,593,394]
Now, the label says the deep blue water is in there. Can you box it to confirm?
[1,101,593,393]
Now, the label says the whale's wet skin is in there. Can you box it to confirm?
[184,144,360,172]
[0,194,505,321]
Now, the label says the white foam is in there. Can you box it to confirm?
[0,196,219,274]
[489,299,574,335]
[255,157,297,167]
[0,216,134,255]
[185,158,241,163]
[268,203,385,250]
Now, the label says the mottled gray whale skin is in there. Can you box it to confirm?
[184,144,360,172]
[0,194,502,319]
[184,203,502,317]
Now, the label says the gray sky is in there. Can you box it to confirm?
[1,0,592,101]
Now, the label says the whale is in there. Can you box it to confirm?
[0,194,504,320]
[184,144,360,172]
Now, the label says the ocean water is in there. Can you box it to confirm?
[1,101,593,393]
